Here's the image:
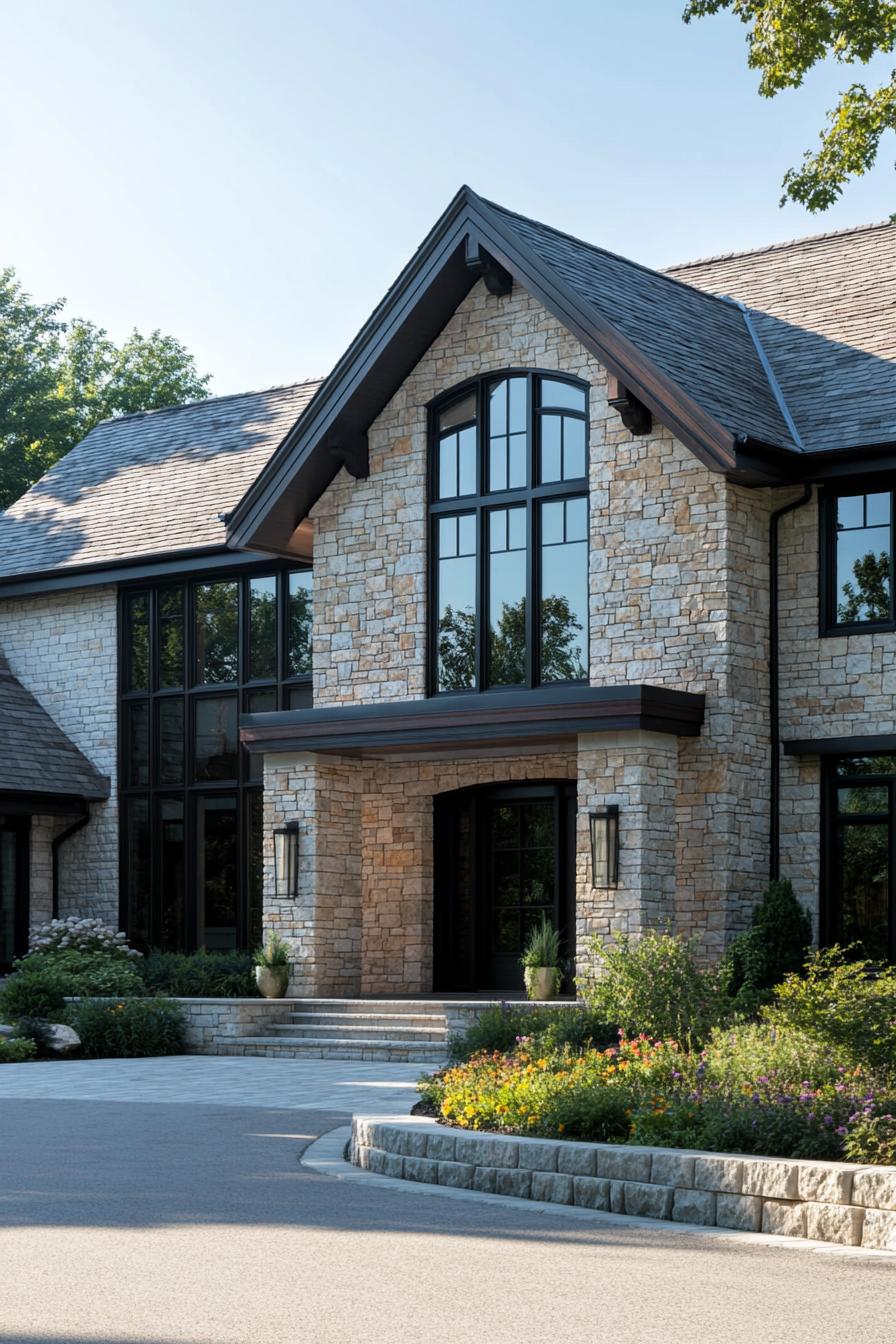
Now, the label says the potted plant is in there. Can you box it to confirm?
[520,916,562,1001]
[253,932,291,999]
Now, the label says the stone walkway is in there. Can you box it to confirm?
[0,1054,425,1112]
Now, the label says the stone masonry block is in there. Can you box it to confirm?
[425,1132,457,1161]
[396,1128,429,1158]
[610,1181,625,1214]
[596,1149,652,1182]
[672,1188,716,1226]
[805,1201,864,1247]
[761,1200,806,1238]
[716,1193,762,1232]
[796,1164,854,1205]
[694,1156,743,1194]
[454,1136,519,1168]
[403,1156,439,1184]
[495,1169,532,1199]
[472,1166,497,1194]
[438,1161,475,1189]
[573,1176,610,1211]
[531,1171,573,1204]
[517,1141,559,1172]
[851,1168,896,1212]
[861,1208,896,1250]
[742,1160,798,1200]
[557,1144,596,1177]
[651,1153,695,1189]
[623,1182,673,1220]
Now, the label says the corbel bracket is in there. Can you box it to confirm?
[329,435,369,480]
[608,377,653,436]
[464,236,513,297]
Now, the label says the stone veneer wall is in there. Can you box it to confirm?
[776,487,896,929]
[296,278,775,974]
[0,587,118,927]
[351,1117,896,1251]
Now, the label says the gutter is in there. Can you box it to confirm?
[52,810,90,918]
[769,486,813,879]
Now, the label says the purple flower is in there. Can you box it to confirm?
[835,1126,847,1136]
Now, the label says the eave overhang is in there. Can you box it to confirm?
[783,732,896,758]
[226,186,755,556]
[240,684,705,757]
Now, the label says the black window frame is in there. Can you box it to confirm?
[118,561,312,952]
[427,369,590,696]
[821,753,896,963]
[819,484,896,636]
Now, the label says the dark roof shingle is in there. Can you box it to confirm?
[0,653,110,801]
[0,380,321,580]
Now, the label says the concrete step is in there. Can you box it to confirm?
[284,1011,447,1029]
[269,1022,447,1042]
[228,1035,449,1062]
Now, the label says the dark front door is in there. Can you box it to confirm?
[434,782,574,992]
[0,819,29,972]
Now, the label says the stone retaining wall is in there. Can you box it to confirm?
[350,1116,896,1252]
[173,998,292,1052]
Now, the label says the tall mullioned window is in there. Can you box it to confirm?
[430,371,589,694]
[824,489,895,631]
[120,567,312,952]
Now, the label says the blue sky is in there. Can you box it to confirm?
[1,0,893,393]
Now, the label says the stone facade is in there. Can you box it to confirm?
[0,586,118,926]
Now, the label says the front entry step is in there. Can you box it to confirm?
[225,998,454,1062]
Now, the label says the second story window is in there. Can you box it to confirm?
[824,489,895,632]
[430,371,589,694]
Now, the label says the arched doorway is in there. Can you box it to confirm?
[433,781,575,992]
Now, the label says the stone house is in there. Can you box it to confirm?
[0,186,894,992]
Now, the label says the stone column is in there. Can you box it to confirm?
[576,730,679,971]
[262,750,363,996]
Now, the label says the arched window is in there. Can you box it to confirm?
[429,371,589,694]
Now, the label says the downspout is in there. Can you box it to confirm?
[51,811,89,918]
[769,486,812,880]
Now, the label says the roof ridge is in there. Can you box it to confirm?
[665,218,896,272]
[482,196,743,314]
[90,377,324,430]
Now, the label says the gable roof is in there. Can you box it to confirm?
[665,220,896,455]
[226,187,896,555]
[0,652,110,803]
[0,380,321,586]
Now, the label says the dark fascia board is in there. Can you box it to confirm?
[226,186,750,554]
[783,733,896,757]
[0,546,294,600]
[738,437,896,486]
[240,684,705,756]
[0,791,98,815]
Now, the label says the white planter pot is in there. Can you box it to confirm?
[524,966,558,1001]
[255,965,289,999]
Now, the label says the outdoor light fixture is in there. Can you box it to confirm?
[273,821,300,899]
[589,805,619,888]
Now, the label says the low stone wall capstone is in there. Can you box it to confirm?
[350,1116,896,1252]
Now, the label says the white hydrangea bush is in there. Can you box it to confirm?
[27,917,142,959]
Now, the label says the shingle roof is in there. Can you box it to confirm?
[0,653,110,800]
[487,201,799,450]
[665,221,896,453]
[0,380,321,580]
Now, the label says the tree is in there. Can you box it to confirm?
[838,548,891,622]
[435,594,587,690]
[0,267,210,509]
[683,1,896,210]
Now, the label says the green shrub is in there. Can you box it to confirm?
[844,1112,896,1166]
[0,1035,37,1063]
[142,949,258,998]
[447,1002,614,1063]
[723,879,812,1012]
[701,1021,855,1094]
[0,968,68,1021]
[580,929,728,1046]
[67,997,186,1058]
[765,948,896,1074]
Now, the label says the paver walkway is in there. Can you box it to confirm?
[0,1053,423,1112]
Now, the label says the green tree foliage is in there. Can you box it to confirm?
[436,594,586,690]
[683,1,896,209]
[838,548,891,622]
[0,267,210,508]
[723,878,813,1011]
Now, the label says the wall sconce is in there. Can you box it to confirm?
[589,806,619,888]
[273,821,300,899]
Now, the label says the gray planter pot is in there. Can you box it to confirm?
[524,966,558,1001]
[255,965,289,999]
